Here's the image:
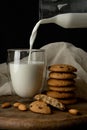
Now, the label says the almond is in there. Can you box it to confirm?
[18,104,27,111]
[1,102,11,108]
[68,108,80,115]
[13,102,21,108]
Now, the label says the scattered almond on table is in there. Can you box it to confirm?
[13,102,21,108]
[18,103,28,111]
[1,102,11,108]
[1,102,27,111]
[0,101,81,115]
[68,108,81,115]
[13,102,28,111]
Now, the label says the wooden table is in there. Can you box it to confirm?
[0,95,87,130]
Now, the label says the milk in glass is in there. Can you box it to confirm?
[9,61,44,98]
[8,49,46,98]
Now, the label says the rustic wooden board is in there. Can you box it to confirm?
[0,95,87,129]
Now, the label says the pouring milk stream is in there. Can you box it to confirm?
[29,13,87,58]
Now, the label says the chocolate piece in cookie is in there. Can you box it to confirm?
[48,64,77,73]
[29,100,51,114]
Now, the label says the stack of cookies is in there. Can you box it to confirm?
[47,64,77,105]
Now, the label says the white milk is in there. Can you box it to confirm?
[9,61,44,98]
[29,13,87,60]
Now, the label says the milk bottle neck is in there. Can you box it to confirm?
[29,13,87,49]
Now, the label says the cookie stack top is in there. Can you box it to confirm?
[48,64,77,73]
[47,64,77,105]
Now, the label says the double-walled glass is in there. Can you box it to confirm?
[7,49,47,98]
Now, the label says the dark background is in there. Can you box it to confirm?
[0,0,87,63]
[0,0,39,63]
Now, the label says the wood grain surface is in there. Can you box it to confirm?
[0,95,87,130]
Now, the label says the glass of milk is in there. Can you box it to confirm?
[7,49,47,99]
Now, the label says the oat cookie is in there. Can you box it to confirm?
[48,85,76,92]
[34,94,65,111]
[29,100,51,114]
[49,72,77,79]
[48,64,77,72]
[47,78,75,86]
[47,91,75,99]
